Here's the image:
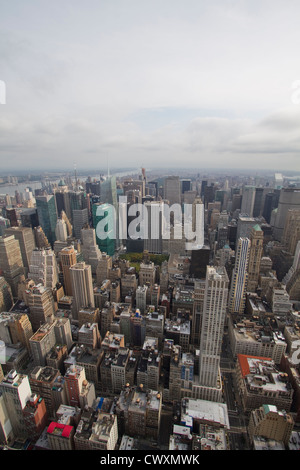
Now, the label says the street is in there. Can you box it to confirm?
[221,329,251,450]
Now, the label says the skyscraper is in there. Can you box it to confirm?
[144,201,164,254]
[247,225,264,292]
[70,262,95,319]
[36,195,58,246]
[28,247,59,289]
[59,246,77,296]
[27,284,56,331]
[282,209,300,256]
[100,175,117,207]
[4,227,36,275]
[241,185,256,217]
[55,218,68,242]
[0,276,13,313]
[198,266,229,389]
[0,235,24,298]
[273,188,300,241]
[228,238,250,314]
[92,203,116,256]
[262,191,280,224]
[72,208,89,240]
[81,227,102,274]
[164,176,181,205]
[0,370,32,439]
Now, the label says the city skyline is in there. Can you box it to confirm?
[1,1,300,172]
[1,166,300,452]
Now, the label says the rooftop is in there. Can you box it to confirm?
[47,422,73,438]
[181,398,230,429]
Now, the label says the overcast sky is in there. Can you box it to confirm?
[1,0,300,173]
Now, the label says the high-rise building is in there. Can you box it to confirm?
[236,355,293,413]
[20,208,39,229]
[145,311,164,349]
[190,245,210,279]
[74,410,118,450]
[191,279,206,347]
[36,195,58,246]
[144,201,164,254]
[0,312,33,352]
[0,217,10,237]
[248,404,294,446]
[29,366,60,419]
[137,338,161,391]
[47,421,75,450]
[181,179,192,194]
[81,227,101,274]
[247,225,264,292]
[273,188,300,241]
[78,307,100,329]
[136,285,148,314]
[34,225,50,249]
[55,218,68,242]
[64,364,95,409]
[241,185,256,217]
[92,203,116,256]
[0,234,24,298]
[164,176,181,205]
[60,210,73,237]
[78,322,101,349]
[228,238,250,314]
[5,208,18,227]
[168,343,182,402]
[59,246,77,296]
[22,393,48,441]
[4,227,36,274]
[262,191,280,224]
[236,215,257,241]
[139,259,156,287]
[54,188,70,219]
[252,187,265,218]
[70,262,95,319]
[29,321,57,366]
[28,247,59,289]
[198,266,229,389]
[27,284,56,331]
[96,253,112,285]
[72,208,89,240]
[282,209,300,256]
[0,369,32,439]
[0,276,13,313]
[53,316,73,351]
[116,384,162,439]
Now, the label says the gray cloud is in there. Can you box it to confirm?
[1,1,300,171]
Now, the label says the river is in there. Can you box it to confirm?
[0,170,139,197]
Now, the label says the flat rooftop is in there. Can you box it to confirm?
[181,398,230,429]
